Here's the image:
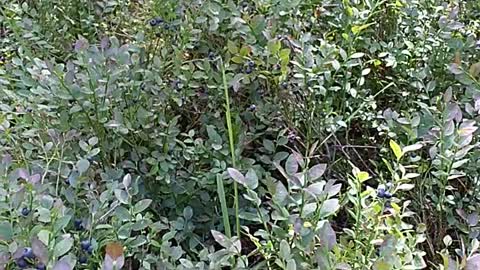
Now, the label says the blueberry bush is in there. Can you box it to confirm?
[1,0,480,269]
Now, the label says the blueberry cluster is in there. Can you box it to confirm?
[16,247,45,269]
[377,183,394,208]
[79,239,93,264]
[149,17,164,27]
[245,61,255,74]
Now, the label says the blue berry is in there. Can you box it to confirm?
[21,207,30,216]
[281,82,288,89]
[384,191,392,199]
[79,256,88,264]
[80,240,91,251]
[248,60,255,67]
[386,182,393,189]
[384,201,391,209]
[248,104,256,111]
[16,258,28,268]
[149,17,163,27]
[245,66,253,74]
[87,245,94,254]
[74,219,83,230]
[22,247,35,259]
[149,19,158,27]
[36,263,46,270]
[377,188,385,198]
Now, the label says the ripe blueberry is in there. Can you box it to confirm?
[22,247,35,259]
[80,240,91,251]
[149,19,158,27]
[87,245,94,254]
[79,256,88,264]
[248,104,256,111]
[74,219,83,230]
[377,188,385,198]
[281,82,288,89]
[36,263,46,270]
[384,191,392,199]
[16,258,28,268]
[245,66,253,74]
[248,60,255,67]
[21,207,30,216]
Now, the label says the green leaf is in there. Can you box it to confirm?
[54,237,73,258]
[211,230,229,248]
[76,159,90,174]
[267,40,281,54]
[285,154,298,175]
[279,240,291,260]
[319,199,340,218]
[54,216,71,233]
[206,125,222,146]
[308,164,327,181]
[245,169,259,189]
[227,168,246,187]
[114,189,129,204]
[402,143,423,154]
[331,60,340,71]
[38,208,51,222]
[287,259,297,270]
[350,52,365,59]
[263,139,275,152]
[318,221,336,250]
[130,235,147,247]
[389,140,403,161]
[0,222,13,241]
[227,40,238,54]
[356,171,370,182]
[306,181,326,197]
[133,199,152,214]
[183,206,193,220]
[351,22,375,35]
[373,260,392,270]
[115,206,131,221]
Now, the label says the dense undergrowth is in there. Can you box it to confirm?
[1,0,480,269]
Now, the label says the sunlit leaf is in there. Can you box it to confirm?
[227,168,246,187]
[389,140,403,161]
[285,154,298,175]
[308,164,327,181]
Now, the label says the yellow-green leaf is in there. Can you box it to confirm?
[351,23,375,35]
[389,140,403,161]
[469,62,480,78]
[373,260,392,270]
[227,40,238,54]
[356,171,370,182]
